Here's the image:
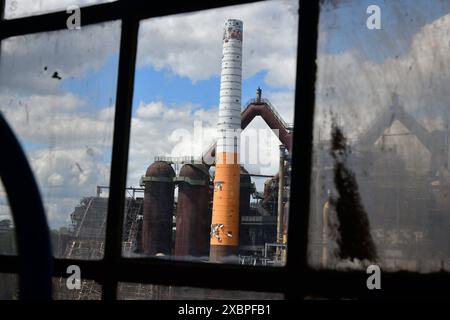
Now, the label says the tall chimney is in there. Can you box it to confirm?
[210,19,243,262]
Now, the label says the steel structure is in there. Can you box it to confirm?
[1,0,449,301]
[202,91,294,166]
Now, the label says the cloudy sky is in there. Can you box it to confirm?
[1,0,450,231]
[0,0,298,228]
[316,0,450,139]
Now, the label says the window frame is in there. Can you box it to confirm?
[0,0,449,300]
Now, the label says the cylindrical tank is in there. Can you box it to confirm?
[175,164,211,258]
[142,161,175,255]
[239,166,252,217]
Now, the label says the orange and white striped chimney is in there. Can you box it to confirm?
[210,19,243,262]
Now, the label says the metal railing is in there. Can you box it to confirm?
[154,155,202,164]
[243,97,294,131]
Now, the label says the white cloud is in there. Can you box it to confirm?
[316,11,450,141]
[0,21,121,95]
[48,173,64,186]
[29,146,112,228]
[126,101,218,187]
[135,101,165,119]
[0,0,299,229]
[137,0,298,88]
[0,93,115,148]
[0,91,115,228]
[0,142,112,228]
[2,1,297,94]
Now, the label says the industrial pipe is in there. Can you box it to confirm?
[276,145,286,256]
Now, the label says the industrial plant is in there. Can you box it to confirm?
[52,19,293,299]
[50,19,450,300]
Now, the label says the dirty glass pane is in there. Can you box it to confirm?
[309,0,450,272]
[123,0,298,267]
[4,0,116,19]
[0,180,16,255]
[0,274,18,300]
[0,21,121,259]
[53,277,101,300]
[117,283,283,300]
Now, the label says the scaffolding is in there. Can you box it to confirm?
[54,187,144,300]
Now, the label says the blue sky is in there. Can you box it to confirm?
[54,0,450,118]
[59,53,287,115]
[133,67,273,111]
[60,54,119,111]
[4,0,450,231]
[0,0,302,229]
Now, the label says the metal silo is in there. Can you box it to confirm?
[175,164,211,258]
[142,161,175,256]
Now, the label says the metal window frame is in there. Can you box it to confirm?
[0,0,449,300]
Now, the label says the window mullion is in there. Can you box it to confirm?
[0,0,5,20]
[102,13,139,300]
[285,0,320,300]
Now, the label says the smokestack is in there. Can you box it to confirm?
[210,19,243,262]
